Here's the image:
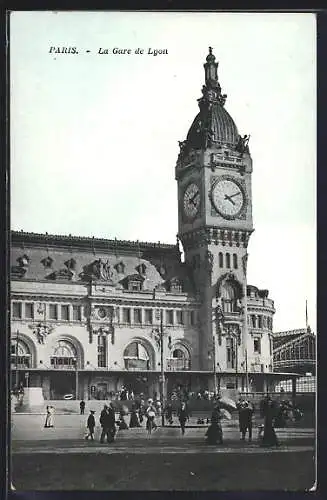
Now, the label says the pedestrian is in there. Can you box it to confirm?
[145,399,157,433]
[107,403,117,442]
[100,404,116,443]
[117,408,129,430]
[47,406,55,428]
[205,405,223,445]
[177,402,189,435]
[85,410,96,440]
[261,396,279,447]
[80,400,86,415]
[44,405,51,428]
[129,403,141,428]
[239,401,254,442]
[165,403,173,425]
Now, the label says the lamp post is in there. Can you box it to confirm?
[212,334,217,395]
[159,310,165,427]
[242,253,250,394]
[15,329,19,387]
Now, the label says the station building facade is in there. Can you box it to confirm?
[11,48,278,401]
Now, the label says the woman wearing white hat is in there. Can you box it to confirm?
[145,399,157,434]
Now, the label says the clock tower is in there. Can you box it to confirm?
[176,47,254,376]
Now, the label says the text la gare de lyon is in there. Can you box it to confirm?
[48,47,168,56]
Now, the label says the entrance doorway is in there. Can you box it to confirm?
[50,372,76,399]
[123,374,151,398]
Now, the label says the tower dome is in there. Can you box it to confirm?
[180,47,242,154]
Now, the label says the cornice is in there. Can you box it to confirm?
[11,230,180,257]
[180,227,253,250]
[11,293,201,309]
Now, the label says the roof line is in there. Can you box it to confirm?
[11,230,179,253]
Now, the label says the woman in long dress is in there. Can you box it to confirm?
[261,397,279,447]
[129,403,141,428]
[205,405,223,445]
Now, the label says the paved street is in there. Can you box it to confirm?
[11,413,316,490]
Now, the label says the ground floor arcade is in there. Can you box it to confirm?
[11,368,300,401]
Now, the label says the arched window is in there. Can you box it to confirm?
[233,253,238,269]
[219,252,223,268]
[124,341,151,370]
[226,253,231,268]
[51,339,77,369]
[167,345,190,371]
[11,339,31,369]
[221,280,237,313]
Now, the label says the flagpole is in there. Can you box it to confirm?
[305,299,308,330]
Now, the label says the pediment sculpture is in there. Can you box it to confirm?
[83,259,115,282]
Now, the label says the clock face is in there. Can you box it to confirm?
[211,178,245,219]
[183,183,201,219]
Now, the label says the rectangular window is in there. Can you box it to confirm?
[223,300,232,313]
[254,339,261,354]
[73,305,82,321]
[144,309,153,324]
[49,304,58,320]
[166,310,174,325]
[123,308,131,324]
[129,281,141,291]
[134,308,142,324]
[97,335,107,368]
[176,310,184,325]
[25,303,34,319]
[190,311,195,326]
[258,316,263,329]
[13,302,22,319]
[61,305,69,321]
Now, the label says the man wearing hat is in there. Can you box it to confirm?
[85,410,96,441]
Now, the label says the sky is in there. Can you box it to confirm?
[10,11,316,333]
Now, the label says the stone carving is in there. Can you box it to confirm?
[205,250,214,273]
[236,134,250,154]
[29,322,54,344]
[93,325,115,344]
[46,268,74,281]
[84,259,115,282]
[41,256,53,268]
[11,266,27,278]
[151,328,161,350]
[95,306,114,321]
[136,263,146,275]
[64,258,76,270]
[17,254,30,267]
[226,323,241,346]
[114,261,125,274]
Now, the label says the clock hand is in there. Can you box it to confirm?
[229,191,242,199]
[189,191,200,204]
[224,194,236,206]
